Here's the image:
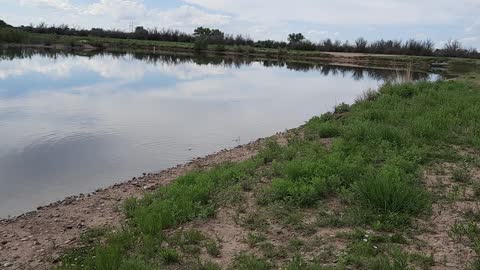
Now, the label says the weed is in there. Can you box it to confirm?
[231,253,272,270]
[334,102,350,114]
[451,166,471,182]
[355,89,380,103]
[159,248,180,264]
[200,261,223,270]
[241,212,269,231]
[246,232,268,247]
[205,240,221,257]
[288,238,305,251]
[353,172,430,225]
[258,242,287,259]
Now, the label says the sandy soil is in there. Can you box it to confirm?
[0,134,276,270]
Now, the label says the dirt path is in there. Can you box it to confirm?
[0,136,271,270]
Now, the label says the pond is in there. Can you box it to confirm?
[0,49,438,217]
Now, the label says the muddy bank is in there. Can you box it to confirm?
[0,132,287,269]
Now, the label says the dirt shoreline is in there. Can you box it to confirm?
[0,131,287,269]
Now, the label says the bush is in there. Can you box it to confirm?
[334,102,350,113]
[194,37,209,51]
[304,121,342,139]
[159,248,180,264]
[353,174,429,216]
[214,44,226,52]
[0,29,27,43]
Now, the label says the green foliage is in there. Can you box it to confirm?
[246,232,268,247]
[215,44,226,52]
[159,248,180,264]
[0,19,12,28]
[126,161,256,235]
[334,102,350,114]
[206,240,221,257]
[288,33,305,44]
[0,28,27,43]
[231,253,272,270]
[261,81,480,227]
[285,256,335,270]
[353,175,430,216]
[194,37,209,51]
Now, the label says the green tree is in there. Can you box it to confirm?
[193,27,224,39]
[0,19,12,28]
[134,26,148,39]
[288,33,305,44]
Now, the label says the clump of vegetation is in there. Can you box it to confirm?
[451,166,471,182]
[334,102,350,114]
[231,253,272,270]
[0,28,27,43]
[194,37,209,52]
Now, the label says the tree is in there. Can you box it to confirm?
[443,40,462,56]
[288,33,305,43]
[355,37,368,52]
[134,26,148,39]
[0,19,12,28]
[193,27,224,38]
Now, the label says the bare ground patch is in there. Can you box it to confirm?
[408,158,480,269]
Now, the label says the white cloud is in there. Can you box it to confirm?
[84,0,146,20]
[154,5,230,28]
[19,0,74,11]
[466,21,480,34]
[183,0,475,25]
[460,36,480,49]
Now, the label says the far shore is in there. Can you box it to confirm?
[1,42,446,74]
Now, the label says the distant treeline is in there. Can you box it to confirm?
[1,20,479,59]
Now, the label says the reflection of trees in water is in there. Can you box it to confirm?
[261,60,431,81]
[0,48,71,61]
[0,48,431,81]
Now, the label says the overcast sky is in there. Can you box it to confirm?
[1,0,479,48]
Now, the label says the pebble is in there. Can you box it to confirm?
[3,262,12,267]
[52,255,61,263]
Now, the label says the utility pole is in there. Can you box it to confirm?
[129,21,134,33]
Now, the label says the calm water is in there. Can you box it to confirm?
[0,49,437,217]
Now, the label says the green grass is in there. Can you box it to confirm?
[246,232,268,247]
[230,253,272,270]
[55,78,480,269]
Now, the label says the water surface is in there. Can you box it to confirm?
[0,49,437,217]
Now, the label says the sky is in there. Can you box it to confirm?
[1,0,479,49]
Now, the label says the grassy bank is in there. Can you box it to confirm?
[0,28,452,72]
[51,62,480,269]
